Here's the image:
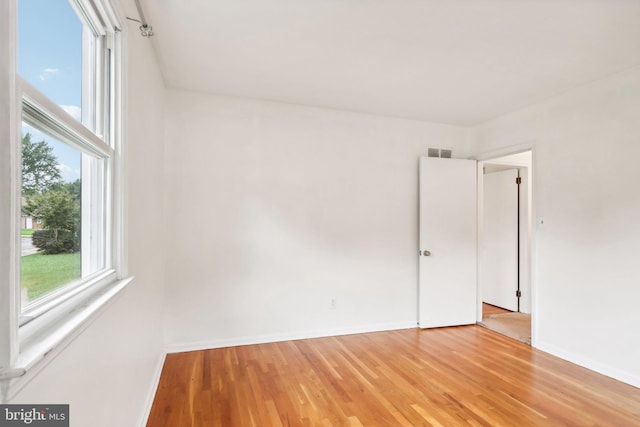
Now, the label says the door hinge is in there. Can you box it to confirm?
[516,290,522,298]
[516,176,522,185]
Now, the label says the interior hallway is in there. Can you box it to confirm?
[480,303,532,345]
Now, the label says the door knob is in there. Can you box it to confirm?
[422,250,431,256]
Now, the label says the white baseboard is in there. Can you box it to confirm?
[138,352,167,427]
[164,321,417,354]
[534,341,640,389]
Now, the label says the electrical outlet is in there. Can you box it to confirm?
[331,298,336,309]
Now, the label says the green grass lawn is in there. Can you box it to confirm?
[21,229,35,236]
[21,252,81,301]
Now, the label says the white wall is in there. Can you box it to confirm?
[163,91,471,351]
[473,66,640,387]
[9,3,167,425]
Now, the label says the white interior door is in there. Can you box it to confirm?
[419,157,477,328]
[481,169,519,311]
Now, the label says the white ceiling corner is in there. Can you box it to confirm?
[140,0,640,126]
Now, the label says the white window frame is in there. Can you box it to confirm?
[0,0,131,401]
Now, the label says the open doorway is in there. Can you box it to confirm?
[477,151,532,344]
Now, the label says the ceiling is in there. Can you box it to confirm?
[139,0,640,126]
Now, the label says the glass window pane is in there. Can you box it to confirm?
[20,121,106,308]
[18,0,85,125]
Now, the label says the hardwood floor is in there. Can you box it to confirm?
[482,302,512,317]
[147,326,640,426]
[481,303,531,344]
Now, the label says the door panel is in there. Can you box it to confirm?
[419,157,477,328]
[481,169,518,311]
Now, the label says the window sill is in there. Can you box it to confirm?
[1,276,134,402]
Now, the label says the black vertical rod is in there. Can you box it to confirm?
[517,171,521,313]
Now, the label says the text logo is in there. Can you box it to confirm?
[0,405,68,426]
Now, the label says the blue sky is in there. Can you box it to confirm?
[19,0,83,184]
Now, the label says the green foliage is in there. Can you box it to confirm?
[21,133,62,195]
[55,179,81,199]
[21,132,81,255]
[25,181,81,254]
[21,252,81,300]
[32,229,76,254]
[25,189,76,230]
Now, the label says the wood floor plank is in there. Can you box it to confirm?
[482,303,511,316]
[147,326,640,426]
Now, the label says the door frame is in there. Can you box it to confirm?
[475,144,536,346]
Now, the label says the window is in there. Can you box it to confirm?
[18,0,84,126]
[0,0,128,397]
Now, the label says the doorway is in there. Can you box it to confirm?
[477,151,532,344]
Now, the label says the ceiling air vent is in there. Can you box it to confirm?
[427,148,453,158]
